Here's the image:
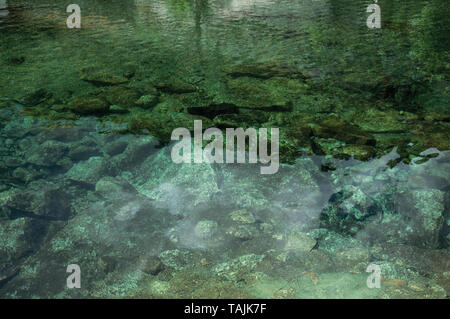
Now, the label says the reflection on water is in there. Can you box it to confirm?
[0,0,448,298]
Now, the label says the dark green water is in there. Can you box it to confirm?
[0,0,448,298]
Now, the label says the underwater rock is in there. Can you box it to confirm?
[219,157,322,212]
[22,89,51,106]
[0,218,30,273]
[2,157,24,168]
[213,111,270,128]
[226,225,259,241]
[213,254,265,281]
[135,94,159,109]
[1,181,73,221]
[141,256,164,275]
[26,140,69,166]
[311,117,376,146]
[310,137,345,156]
[340,145,377,161]
[194,220,219,240]
[113,200,142,221]
[128,111,213,144]
[352,109,410,133]
[104,140,128,156]
[225,61,309,80]
[104,86,141,109]
[187,103,239,119]
[66,156,116,185]
[284,231,317,254]
[225,77,292,110]
[374,261,419,282]
[301,249,335,273]
[159,249,194,271]
[12,167,42,184]
[80,68,129,86]
[229,209,256,224]
[407,167,449,191]
[68,144,100,161]
[136,152,219,215]
[68,97,110,115]
[334,247,370,271]
[319,185,380,236]
[154,77,196,94]
[108,104,128,114]
[95,176,137,199]
[35,126,84,143]
[112,136,158,170]
[338,187,447,249]
[395,189,446,248]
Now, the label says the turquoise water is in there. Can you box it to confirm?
[0,0,449,298]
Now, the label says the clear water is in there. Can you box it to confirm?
[0,0,448,298]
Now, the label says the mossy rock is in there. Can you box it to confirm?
[128,111,213,143]
[135,94,159,109]
[340,145,377,161]
[154,76,196,94]
[311,117,376,146]
[286,114,317,146]
[213,111,270,128]
[224,61,309,80]
[418,130,450,151]
[103,86,141,109]
[22,89,52,106]
[21,107,49,117]
[47,111,79,121]
[226,77,292,110]
[68,97,110,115]
[352,109,410,133]
[79,67,129,86]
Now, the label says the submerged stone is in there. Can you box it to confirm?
[136,94,159,108]
[213,254,265,281]
[225,77,292,110]
[26,140,68,166]
[226,225,259,241]
[284,231,317,254]
[68,97,110,115]
[229,209,256,224]
[109,104,128,114]
[141,256,164,275]
[66,156,116,185]
[22,89,52,106]
[225,61,309,80]
[320,185,380,236]
[80,68,129,86]
[194,220,219,240]
[311,117,376,146]
[340,145,377,161]
[104,86,141,108]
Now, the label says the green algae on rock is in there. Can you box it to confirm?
[68,97,110,115]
